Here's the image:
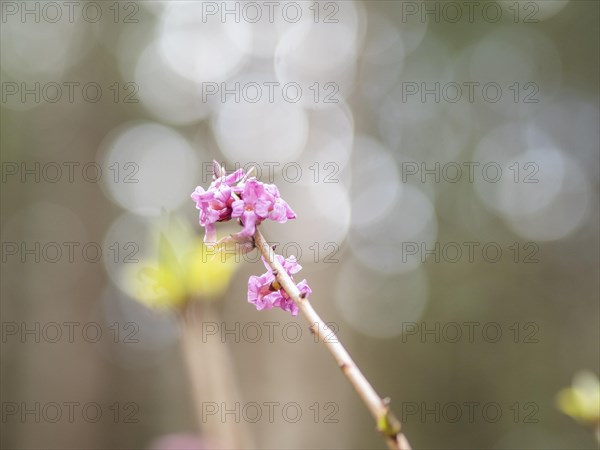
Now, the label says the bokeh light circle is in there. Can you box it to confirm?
[274,1,364,106]
[0,13,93,81]
[212,73,309,166]
[264,182,351,269]
[359,13,406,103]
[350,136,402,229]
[294,102,355,186]
[350,184,437,275]
[335,258,429,339]
[102,211,157,298]
[466,26,562,116]
[473,122,593,241]
[158,1,251,83]
[99,122,201,215]
[505,156,592,241]
[134,42,211,125]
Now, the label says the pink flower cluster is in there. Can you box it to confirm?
[248,255,311,316]
[191,165,295,243]
[191,163,310,316]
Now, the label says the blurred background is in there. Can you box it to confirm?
[1,1,599,449]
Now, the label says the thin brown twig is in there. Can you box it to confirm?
[253,228,412,450]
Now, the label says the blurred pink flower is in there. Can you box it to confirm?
[247,271,276,311]
[264,183,296,223]
[231,178,273,237]
[192,164,305,315]
[191,167,295,242]
[191,168,244,243]
[247,255,310,316]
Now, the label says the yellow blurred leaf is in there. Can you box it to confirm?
[556,370,600,426]
[127,215,239,310]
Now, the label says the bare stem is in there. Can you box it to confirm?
[180,302,254,449]
[254,228,412,450]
